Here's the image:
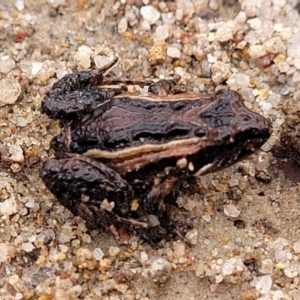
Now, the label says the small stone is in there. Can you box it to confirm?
[140,5,161,25]
[185,229,198,245]
[162,12,175,25]
[226,73,250,90]
[211,62,231,84]
[142,258,172,283]
[183,198,196,211]
[14,0,24,10]
[147,40,167,66]
[93,248,104,260]
[264,37,286,54]
[155,25,169,40]
[248,45,267,59]
[255,152,271,172]
[118,17,128,34]
[224,204,240,218]
[22,242,35,252]
[0,56,15,73]
[261,259,274,274]
[255,275,272,294]
[215,21,235,42]
[108,246,120,257]
[75,45,93,69]
[20,61,43,76]
[247,18,262,30]
[293,241,300,253]
[9,145,24,163]
[16,117,28,127]
[167,46,181,58]
[173,242,186,259]
[202,214,211,222]
[284,266,298,278]
[47,0,63,8]
[0,78,21,107]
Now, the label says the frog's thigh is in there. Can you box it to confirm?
[40,155,132,227]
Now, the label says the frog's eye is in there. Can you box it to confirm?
[241,114,252,122]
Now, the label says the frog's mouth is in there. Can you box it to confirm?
[193,126,272,176]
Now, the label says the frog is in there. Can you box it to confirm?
[39,57,272,246]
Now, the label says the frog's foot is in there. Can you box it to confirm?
[148,76,186,96]
[115,214,160,229]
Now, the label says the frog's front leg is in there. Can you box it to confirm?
[41,57,153,120]
[148,76,186,96]
[39,155,133,229]
[41,87,127,120]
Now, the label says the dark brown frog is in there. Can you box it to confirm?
[40,58,272,245]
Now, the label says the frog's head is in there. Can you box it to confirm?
[193,89,272,176]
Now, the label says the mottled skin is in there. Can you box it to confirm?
[40,58,272,246]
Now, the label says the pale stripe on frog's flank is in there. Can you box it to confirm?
[83,137,203,160]
[113,92,212,102]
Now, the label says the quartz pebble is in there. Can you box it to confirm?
[224,204,240,218]
[75,45,92,69]
[226,73,250,90]
[9,145,24,163]
[140,5,160,25]
[14,0,24,10]
[255,275,272,294]
[108,246,120,257]
[118,17,128,34]
[0,78,21,107]
[0,56,15,73]
[167,46,181,58]
[142,258,172,283]
[21,61,43,76]
[155,25,169,40]
[93,248,104,260]
[16,116,28,127]
[293,241,300,253]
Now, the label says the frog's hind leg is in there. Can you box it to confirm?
[39,155,133,230]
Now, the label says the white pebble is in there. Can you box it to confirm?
[75,45,92,69]
[0,78,21,107]
[0,56,15,73]
[162,12,175,25]
[226,73,250,90]
[223,204,240,218]
[108,246,120,257]
[155,25,169,40]
[215,21,235,42]
[10,145,24,163]
[202,214,211,222]
[140,5,161,25]
[248,45,267,59]
[284,266,298,278]
[16,117,28,127]
[255,275,272,294]
[93,248,104,260]
[167,46,181,58]
[14,0,24,10]
[46,0,63,8]
[22,242,35,252]
[31,62,43,76]
[118,17,128,34]
[247,18,262,30]
[293,241,300,253]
